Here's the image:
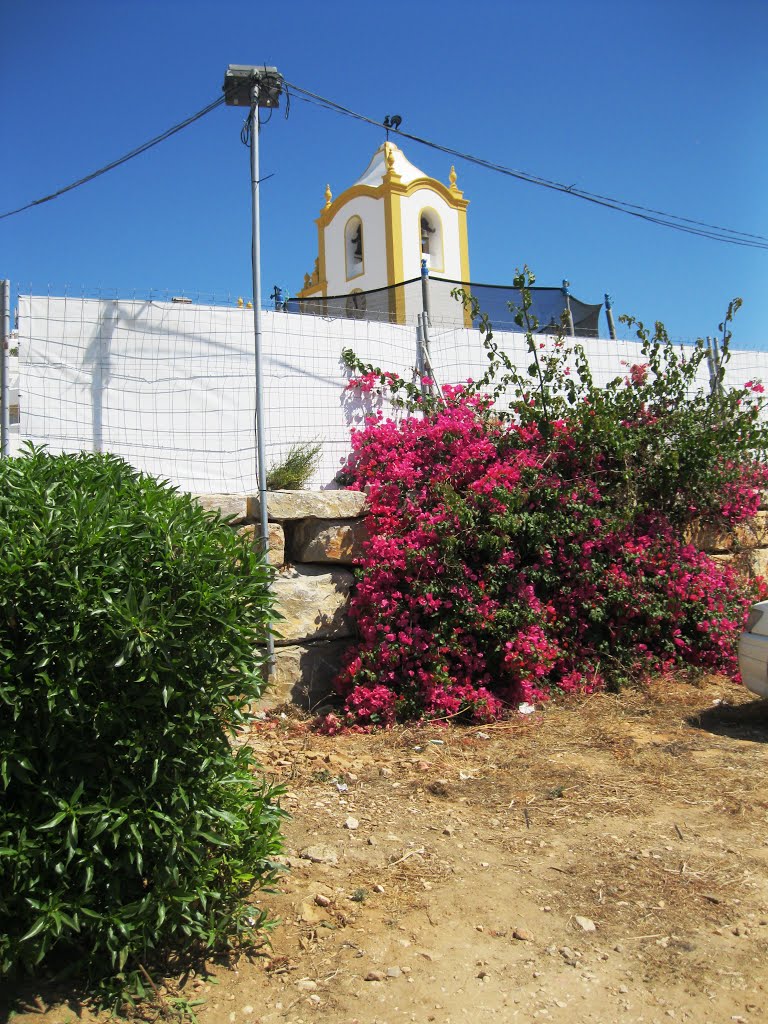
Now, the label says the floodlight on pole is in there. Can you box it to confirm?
[223,64,284,676]
[223,65,283,108]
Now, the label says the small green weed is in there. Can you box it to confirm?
[168,995,207,1023]
[266,442,322,490]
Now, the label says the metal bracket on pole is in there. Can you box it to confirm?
[1,280,10,457]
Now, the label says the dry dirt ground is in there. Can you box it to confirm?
[6,677,768,1024]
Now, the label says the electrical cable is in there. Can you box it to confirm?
[240,115,252,148]
[2,75,765,252]
[284,81,768,251]
[286,81,766,245]
[0,93,228,221]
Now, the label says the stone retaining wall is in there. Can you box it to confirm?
[193,491,768,710]
[688,508,768,576]
[194,490,368,708]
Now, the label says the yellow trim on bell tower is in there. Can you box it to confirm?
[382,143,406,322]
[297,142,471,325]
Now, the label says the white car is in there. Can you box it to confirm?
[738,600,768,698]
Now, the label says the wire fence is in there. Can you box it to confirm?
[6,284,768,493]
[13,292,417,491]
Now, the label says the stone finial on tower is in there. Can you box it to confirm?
[324,183,333,208]
[449,165,459,192]
[382,141,402,184]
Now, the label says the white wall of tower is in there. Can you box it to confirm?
[399,187,463,281]
[323,196,387,296]
[300,143,469,321]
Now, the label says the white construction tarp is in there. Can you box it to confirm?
[17,296,419,492]
[17,294,768,493]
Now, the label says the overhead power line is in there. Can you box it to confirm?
[0,94,227,221]
[1,77,765,252]
[284,81,768,251]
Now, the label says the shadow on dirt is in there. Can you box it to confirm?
[688,698,768,743]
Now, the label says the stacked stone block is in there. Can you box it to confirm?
[194,490,367,709]
[687,497,768,578]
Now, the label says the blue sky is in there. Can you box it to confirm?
[2,0,767,347]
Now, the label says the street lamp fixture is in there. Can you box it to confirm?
[222,65,283,108]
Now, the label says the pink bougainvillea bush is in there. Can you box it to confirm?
[330,273,768,728]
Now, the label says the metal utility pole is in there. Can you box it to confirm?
[710,333,723,399]
[1,280,10,457]
[420,257,433,327]
[604,293,617,340]
[705,336,718,397]
[249,78,269,574]
[562,279,575,337]
[223,65,283,675]
[419,259,434,397]
[416,317,425,381]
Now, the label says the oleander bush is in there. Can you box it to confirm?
[0,447,284,993]
[328,271,768,729]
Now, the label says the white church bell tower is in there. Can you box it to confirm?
[298,141,470,324]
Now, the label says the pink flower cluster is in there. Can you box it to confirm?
[629,363,649,386]
[325,385,766,729]
[345,370,403,394]
[717,459,768,524]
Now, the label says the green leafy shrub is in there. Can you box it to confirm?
[0,447,284,992]
[266,441,322,490]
